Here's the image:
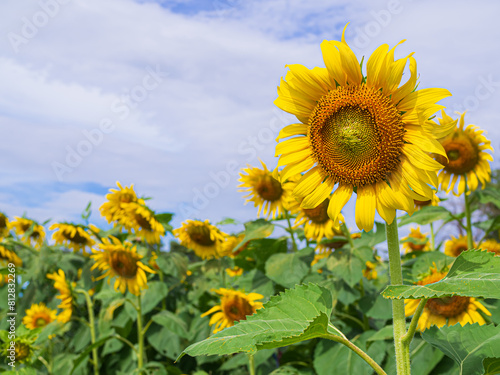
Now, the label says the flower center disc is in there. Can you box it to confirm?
[441,134,479,174]
[223,295,254,322]
[256,175,283,201]
[64,229,88,244]
[35,316,49,327]
[110,251,138,278]
[135,214,153,231]
[309,85,404,187]
[303,198,330,224]
[426,296,470,317]
[16,343,31,361]
[188,225,215,246]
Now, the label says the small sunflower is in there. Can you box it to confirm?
[173,219,227,260]
[11,217,45,248]
[100,182,145,224]
[50,223,96,254]
[3,338,36,364]
[480,239,500,256]
[401,227,431,254]
[91,236,155,296]
[46,269,73,323]
[444,234,474,257]
[23,303,57,330]
[405,266,491,331]
[0,244,22,286]
[0,212,10,238]
[225,266,244,277]
[363,260,378,280]
[117,202,165,244]
[201,288,264,333]
[437,111,493,196]
[238,160,296,219]
[274,25,455,232]
[414,190,440,210]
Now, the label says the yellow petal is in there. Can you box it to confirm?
[293,167,325,197]
[275,137,310,157]
[355,185,376,231]
[301,178,334,209]
[327,184,352,222]
[276,124,308,141]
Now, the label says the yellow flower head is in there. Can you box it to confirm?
[0,212,10,238]
[402,226,431,254]
[480,239,500,256]
[23,303,57,330]
[49,223,96,255]
[173,219,227,260]
[117,202,165,244]
[11,217,45,248]
[0,245,22,286]
[219,234,246,258]
[91,236,155,296]
[225,266,244,277]
[444,234,474,257]
[201,288,264,333]
[437,111,493,196]
[363,260,378,280]
[46,269,73,323]
[100,182,144,224]
[238,160,296,219]
[3,338,35,363]
[274,25,455,232]
[405,266,491,331]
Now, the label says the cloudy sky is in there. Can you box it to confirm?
[0,0,499,237]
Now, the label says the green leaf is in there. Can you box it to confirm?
[383,250,500,300]
[356,222,386,247]
[474,216,500,235]
[483,358,500,375]
[411,251,455,280]
[398,206,454,226]
[422,323,500,375]
[265,251,309,288]
[179,283,337,359]
[476,187,500,209]
[140,281,168,314]
[151,310,189,339]
[326,248,363,287]
[216,217,240,226]
[70,335,115,374]
[233,219,274,254]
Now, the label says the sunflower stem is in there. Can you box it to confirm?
[463,179,474,249]
[156,245,167,310]
[385,220,411,375]
[285,210,298,252]
[429,222,435,251]
[137,293,145,373]
[341,222,354,249]
[76,289,99,375]
[248,353,256,375]
[402,298,428,346]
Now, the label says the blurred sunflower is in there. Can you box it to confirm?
[437,111,493,196]
[100,182,144,223]
[414,190,440,210]
[0,212,9,238]
[23,303,57,330]
[225,266,243,277]
[405,266,491,331]
[11,217,45,248]
[201,288,264,333]
[238,160,296,219]
[2,338,36,364]
[444,234,474,257]
[173,220,227,260]
[46,269,73,323]
[219,234,246,258]
[0,245,22,286]
[401,227,431,254]
[91,236,155,296]
[480,239,500,255]
[274,25,454,231]
[50,223,96,254]
[118,202,165,244]
[363,260,378,280]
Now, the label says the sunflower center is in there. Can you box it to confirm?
[15,343,31,361]
[303,198,330,224]
[309,84,404,187]
[188,225,215,247]
[64,229,88,244]
[0,215,7,229]
[35,316,49,327]
[135,214,153,231]
[452,244,468,257]
[223,295,254,322]
[119,193,135,203]
[426,296,470,317]
[255,175,283,201]
[110,251,138,278]
[441,134,479,174]
[20,223,31,232]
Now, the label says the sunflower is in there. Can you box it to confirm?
[23,303,57,330]
[414,190,440,210]
[201,288,264,333]
[274,25,455,232]
[91,236,155,296]
[437,111,493,196]
[363,260,379,280]
[46,269,73,323]
[219,234,246,258]
[480,239,500,256]
[444,234,474,257]
[100,182,145,224]
[238,160,296,219]
[0,244,22,286]
[173,219,227,260]
[11,217,45,248]
[226,266,244,277]
[405,266,491,331]
[0,212,10,238]
[117,202,165,244]
[50,223,96,254]
[3,338,36,364]
[401,227,431,254]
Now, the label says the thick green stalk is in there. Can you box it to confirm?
[137,293,145,373]
[463,180,474,249]
[386,220,411,375]
[76,289,99,375]
[248,354,256,375]
[285,210,298,252]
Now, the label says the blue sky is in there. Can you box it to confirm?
[0,0,499,238]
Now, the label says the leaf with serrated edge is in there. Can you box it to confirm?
[383,250,500,300]
[422,323,500,375]
[178,283,338,359]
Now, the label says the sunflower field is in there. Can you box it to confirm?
[2,27,500,375]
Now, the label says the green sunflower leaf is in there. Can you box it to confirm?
[398,205,454,226]
[422,323,500,375]
[233,219,275,254]
[178,283,339,359]
[382,250,500,300]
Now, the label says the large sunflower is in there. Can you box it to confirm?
[91,236,155,296]
[444,234,474,257]
[405,266,491,331]
[437,111,493,196]
[23,303,57,330]
[238,160,296,219]
[11,217,45,248]
[201,288,264,333]
[274,25,455,231]
[46,269,73,323]
[50,223,96,254]
[401,226,431,254]
[117,202,165,244]
[100,182,144,224]
[173,219,227,260]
